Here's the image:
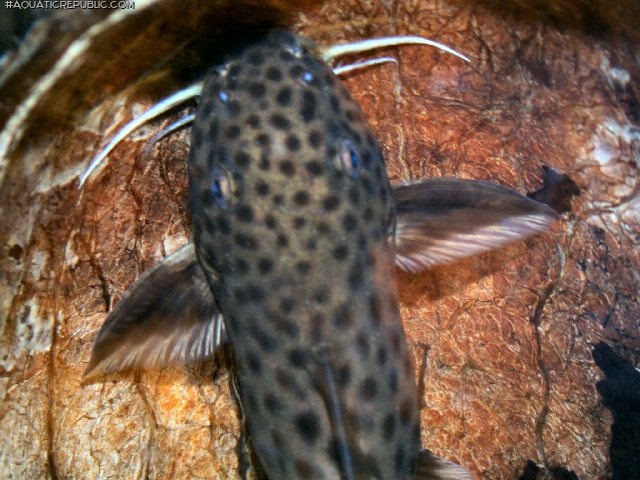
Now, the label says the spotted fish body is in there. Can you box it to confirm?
[189,31,419,479]
[84,30,558,480]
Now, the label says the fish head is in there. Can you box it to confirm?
[188,30,397,320]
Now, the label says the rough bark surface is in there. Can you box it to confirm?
[1,1,638,479]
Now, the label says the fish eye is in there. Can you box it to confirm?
[209,167,233,208]
[336,139,360,178]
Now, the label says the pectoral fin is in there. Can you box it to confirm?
[416,449,474,480]
[83,243,225,380]
[392,178,558,272]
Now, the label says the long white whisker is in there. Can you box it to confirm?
[321,35,470,63]
[79,82,202,187]
[332,56,398,75]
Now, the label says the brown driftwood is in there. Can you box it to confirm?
[1,1,638,478]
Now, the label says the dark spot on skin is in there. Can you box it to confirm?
[279,49,294,62]
[248,50,264,65]
[322,195,340,211]
[277,234,289,247]
[333,303,353,329]
[266,66,282,81]
[226,79,238,91]
[337,364,351,387]
[234,287,247,303]
[293,216,306,229]
[235,151,251,168]
[204,216,217,234]
[404,355,413,376]
[366,131,376,146]
[200,99,214,119]
[295,411,320,445]
[256,132,271,147]
[244,391,258,412]
[234,257,250,274]
[234,233,258,249]
[329,94,340,112]
[296,261,311,274]
[377,346,387,366]
[289,63,304,78]
[227,100,241,117]
[356,332,370,357]
[304,238,317,251]
[253,326,276,352]
[288,349,308,368]
[258,155,271,171]
[279,160,296,176]
[192,127,203,148]
[311,313,325,339]
[246,284,265,302]
[395,445,406,474]
[313,287,329,304]
[308,130,323,149]
[264,214,277,229]
[225,125,241,139]
[390,329,401,354]
[361,151,372,168]
[316,221,331,235]
[276,87,292,106]
[286,134,301,151]
[360,377,377,401]
[246,114,260,128]
[271,430,285,448]
[207,118,219,138]
[258,257,273,274]
[256,181,270,196]
[374,164,384,181]
[294,459,313,477]
[293,190,310,206]
[264,392,281,414]
[348,264,363,290]
[306,161,324,176]
[345,109,360,123]
[246,352,262,374]
[358,230,368,250]
[332,244,348,261]
[348,186,360,205]
[361,177,373,195]
[235,204,254,223]
[399,398,413,426]
[368,296,381,326]
[382,413,395,441]
[300,90,316,122]
[217,217,231,235]
[272,194,284,206]
[248,82,266,98]
[280,297,295,314]
[276,368,295,391]
[270,113,291,130]
[363,206,374,221]
[274,316,299,338]
[389,368,399,393]
[343,213,358,232]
